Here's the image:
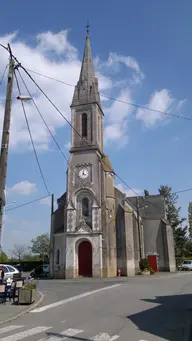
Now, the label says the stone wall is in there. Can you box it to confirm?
[115,188,135,276]
[65,235,102,279]
[52,233,66,279]
[143,219,165,269]
[161,221,176,272]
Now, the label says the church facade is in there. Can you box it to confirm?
[49,34,176,279]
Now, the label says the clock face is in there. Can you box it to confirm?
[79,168,89,179]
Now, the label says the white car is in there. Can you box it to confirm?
[0,264,20,280]
[181,260,192,271]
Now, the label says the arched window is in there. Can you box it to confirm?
[82,197,89,217]
[82,113,87,138]
[56,249,60,265]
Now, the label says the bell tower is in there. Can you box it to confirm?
[70,33,104,154]
[64,30,116,279]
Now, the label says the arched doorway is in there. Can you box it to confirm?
[78,240,92,277]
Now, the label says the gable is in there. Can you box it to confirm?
[75,220,92,234]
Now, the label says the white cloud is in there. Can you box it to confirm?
[136,89,174,127]
[1,30,180,152]
[36,30,77,60]
[0,30,140,151]
[96,52,144,84]
[8,181,37,196]
[104,88,133,146]
[116,183,143,197]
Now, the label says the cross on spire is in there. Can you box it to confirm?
[86,21,90,36]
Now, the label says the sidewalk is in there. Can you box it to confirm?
[0,291,43,325]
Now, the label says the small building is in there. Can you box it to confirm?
[49,32,176,279]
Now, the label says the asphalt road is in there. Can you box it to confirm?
[1,272,192,341]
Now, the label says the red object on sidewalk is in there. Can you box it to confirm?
[117,269,121,277]
[148,255,158,272]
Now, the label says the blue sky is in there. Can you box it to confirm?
[0,1,192,253]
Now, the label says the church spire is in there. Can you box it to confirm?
[71,26,101,107]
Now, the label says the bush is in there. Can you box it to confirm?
[149,267,155,275]
[135,268,141,275]
[139,258,150,271]
[22,283,36,290]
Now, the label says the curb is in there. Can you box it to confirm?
[0,291,44,325]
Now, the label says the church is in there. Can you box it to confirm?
[49,33,176,279]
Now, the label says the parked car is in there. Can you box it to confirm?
[30,264,49,278]
[0,264,20,280]
[181,260,192,271]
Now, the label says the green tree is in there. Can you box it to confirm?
[144,189,150,196]
[174,226,188,257]
[0,251,9,262]
[158,185,187,257]
[184,240,192,257]
[30,233,50,260]
[158,185,185,228]
[188,201,192,240]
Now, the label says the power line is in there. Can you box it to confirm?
[21,67,192,204]
[17,65,192,203]
[175,187,192,195]
[5,195,51,212]
[25,68,192,122]
[0,65,8,86]
[17,68,97,192]
[14,70,50,196]
[17,70,117,212]
[18,65,147,199]
[1,45,191,204]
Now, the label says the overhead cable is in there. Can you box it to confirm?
[14,69,50,196]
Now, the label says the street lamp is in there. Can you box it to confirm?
[17,96,32,101]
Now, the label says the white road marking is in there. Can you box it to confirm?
[0,326,24,335]
[91,333,120,341]
[38,328,83,341]
[0,326,51,341]
[31,284,122,313]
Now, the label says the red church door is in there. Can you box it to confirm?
[148,255,158,272]
[78,241,92,277]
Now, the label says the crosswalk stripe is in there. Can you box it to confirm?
[0,326,51,341]
[38,328,84,341]
[90,333,120,341]
[0,326,24,335]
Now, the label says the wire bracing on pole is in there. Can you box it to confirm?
[14,69,50,196]
[0,65,8,86]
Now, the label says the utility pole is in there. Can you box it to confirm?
[136,196,142,260]
[0,45,15,254]
[49,194,54,277]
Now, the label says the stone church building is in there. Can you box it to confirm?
[49,33,176,279]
